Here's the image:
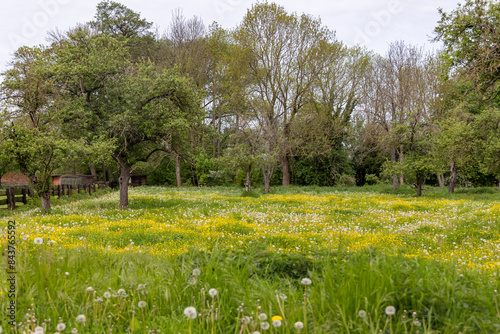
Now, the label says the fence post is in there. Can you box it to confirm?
[77,184,80,194]
[22,188,27,204]
[57,185,61,199]
[7,188,15,210]
[88,184,91,195]
[93,184,96,193]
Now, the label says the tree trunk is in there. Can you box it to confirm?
[40,192,51,211]
[449,161,456,193]
[244,166,251,192]
[89,165,97,176]
[399,147,404,185]
[262,163,273,193]
[119,164,131,209]
[438,173,444,188]
[281,155,290,186]
[391,147,398,189]
[175,154,182,187]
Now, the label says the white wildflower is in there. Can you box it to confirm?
[272,319,282,327]
[34,237,43,245]
[138,301,147,308]
[56,323,66,331]
[192,268,201,276]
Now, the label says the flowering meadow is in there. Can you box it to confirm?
[1,186,500,333]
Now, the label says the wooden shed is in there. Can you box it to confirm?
[52,175,97,186]
[130,175,147,187]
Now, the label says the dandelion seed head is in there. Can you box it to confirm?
[358,310,367,318]
[258,313,267,321]
[385,306,396,316]
[192,268,201,276]
[75,314,86,324]
[184,306,197,319]
[301,278,312,285]
[260,322,270,330]
[56,323,66,331]
[138,301,147,308]
[294,321,304,329]
[208,288,218,298]
[272,319,282,327]
[34,237,43,245]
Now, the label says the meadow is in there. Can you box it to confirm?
[1,185,500,333]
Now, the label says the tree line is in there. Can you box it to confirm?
[1,0,499,210]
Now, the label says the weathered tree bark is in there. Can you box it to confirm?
[438,173,445,188]
[399,147,404,185]
[175,154,182,187]
[391,147,398,189]
[281,155,290,186]
[244,166,251,192]
[40,192,51,211]
[449,161,457,193]
[262,163,274,193]
[118,164,131,209]
[89,165,97,176]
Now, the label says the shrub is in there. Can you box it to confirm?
[336,173,356,186]
[365,174,380,185]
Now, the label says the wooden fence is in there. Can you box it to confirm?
[0,182,110,210]
[0,187,33,210]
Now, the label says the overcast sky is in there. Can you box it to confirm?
[0,0,461,72]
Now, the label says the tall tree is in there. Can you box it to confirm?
[235,2,333,186]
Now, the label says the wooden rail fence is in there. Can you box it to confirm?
[0,182,109,210]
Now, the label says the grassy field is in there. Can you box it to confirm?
[1,185,500,333]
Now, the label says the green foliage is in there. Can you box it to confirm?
[336,173,356,186]
[364,174,380,185]
[240,190,260,198]
[90,0,153,38]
